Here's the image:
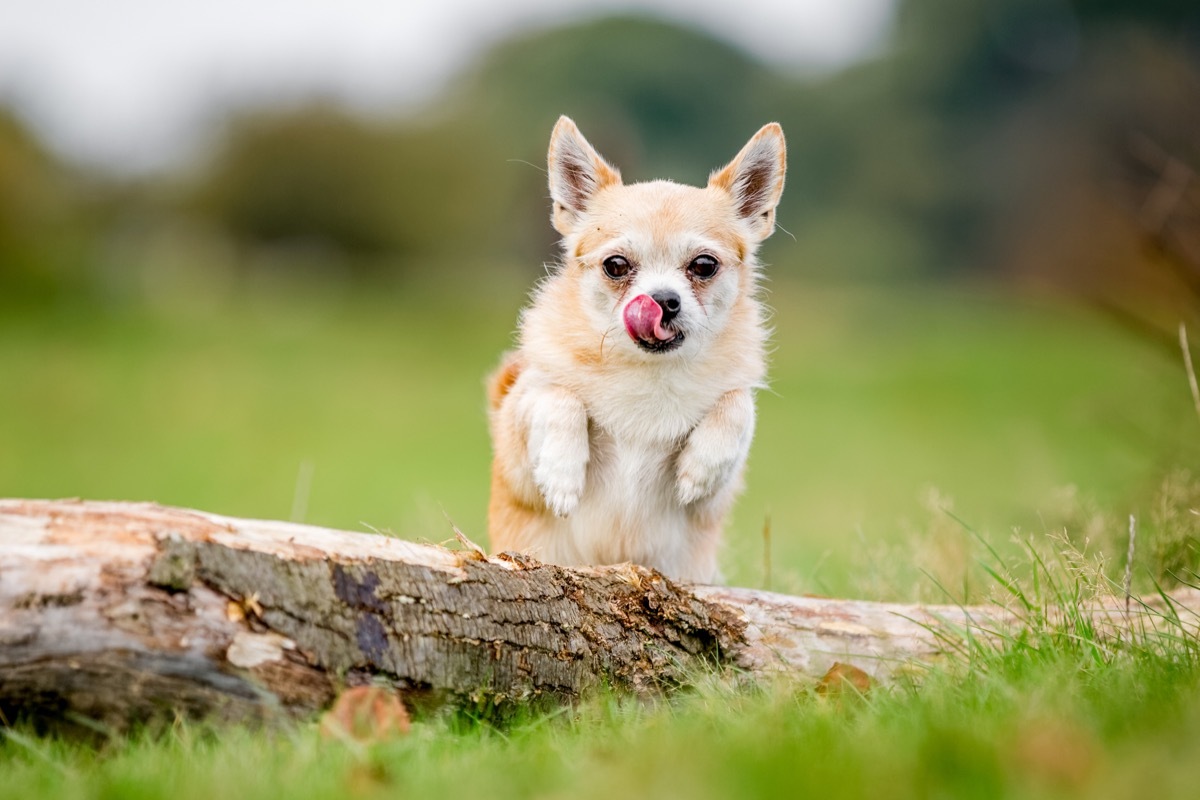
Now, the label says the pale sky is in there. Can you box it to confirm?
[0,0,895,173]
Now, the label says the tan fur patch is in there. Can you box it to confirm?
[486,467,544,555]
[486,352,522,411]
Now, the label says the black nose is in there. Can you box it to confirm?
[652,290,682,323]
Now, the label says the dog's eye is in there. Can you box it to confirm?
[602,255,631,280]
[688,255,719,279]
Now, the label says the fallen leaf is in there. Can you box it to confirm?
[1010,717,1097,789]
[320,686,411,744]
[225,592,263,622]
[225,600,246,623]
[816,662,872,696]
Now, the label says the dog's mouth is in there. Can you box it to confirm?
[633,330,685,353]
[623,294,686,354]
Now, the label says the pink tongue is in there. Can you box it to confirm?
[623,294,675,342]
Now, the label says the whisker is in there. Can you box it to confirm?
[599,325,618,360]
[506,158,548,175]
[774,220,797,241]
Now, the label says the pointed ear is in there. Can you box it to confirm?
[547,116,622,236]
[708,123,787,242]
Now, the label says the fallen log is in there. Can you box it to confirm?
[1,499,1196,731]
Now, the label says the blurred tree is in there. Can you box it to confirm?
[197,108,404,256]
[190,104,512,277]
[884,0,1200,330]
[0,110,89,299]
[457,15,779,179]
[734,0,1200,298]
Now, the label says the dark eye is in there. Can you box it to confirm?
[602,255,631,280]
[688,254,719,279]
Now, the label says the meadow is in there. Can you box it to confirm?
[2,276,1198,798]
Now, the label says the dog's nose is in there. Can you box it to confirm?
[652,290,682,323]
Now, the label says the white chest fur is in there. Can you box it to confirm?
[561,424,698,574]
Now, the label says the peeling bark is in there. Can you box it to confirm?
[1,499,1196,731]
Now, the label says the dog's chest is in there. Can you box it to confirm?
[586,427,678,501]
[558,365,730,566]
[563,424,688,566]
[579,368,716,443]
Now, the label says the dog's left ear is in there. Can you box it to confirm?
[709,123,787,242]
[548,116,622,236]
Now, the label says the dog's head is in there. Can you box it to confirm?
[544,116,785,361]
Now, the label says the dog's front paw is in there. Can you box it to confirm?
[534,454,586,517]
[675,389,755,506]
[676,439,739,506]
[526,387,590,517]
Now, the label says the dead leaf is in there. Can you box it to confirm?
[225,600,246,623]
[320,686,411,744]
[1010,717,1097,789]
[225,592,263,622]
[816,662,872,696]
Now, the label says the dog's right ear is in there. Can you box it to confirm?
[547,116,622,236]
[709,123,787,243]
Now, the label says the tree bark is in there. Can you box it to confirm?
[1,499,1196,731]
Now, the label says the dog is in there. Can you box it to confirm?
[486,116,786,583]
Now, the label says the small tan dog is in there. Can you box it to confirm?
[487,116,786,582]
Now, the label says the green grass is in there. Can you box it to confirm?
[2,277,1198,799]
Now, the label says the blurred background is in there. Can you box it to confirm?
[1,0,1198,597]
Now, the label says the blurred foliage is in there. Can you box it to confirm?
[886,0,1200,337]
[454,16,781,178]
[190,108,514,274]
[1,1,1199,328]
[0,109,92,298]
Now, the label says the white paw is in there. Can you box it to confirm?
[527,391,590,517]
[676,389,755,506]
[534,455,586,517]
[676,443,738,506]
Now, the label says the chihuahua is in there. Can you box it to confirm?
[486,116,786,583]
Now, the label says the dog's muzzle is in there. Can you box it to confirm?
[623,293,685,353]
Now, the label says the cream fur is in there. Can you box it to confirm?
[487,116,786,583]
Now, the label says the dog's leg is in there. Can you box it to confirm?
[519,384,590,517]
[676,388,755,506]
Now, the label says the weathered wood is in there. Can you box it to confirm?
[1,499,1196,731]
